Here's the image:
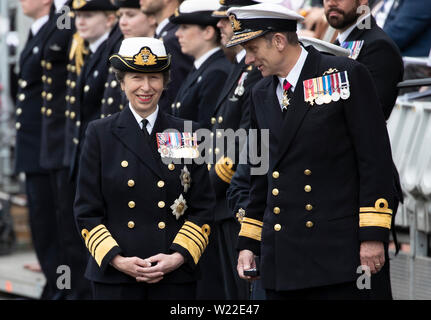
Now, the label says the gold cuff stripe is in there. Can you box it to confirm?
[359,213,392,229]
[85,224,105,248]
[173,232,202,264]
[184,221,209,243]
[215,156,235,184]
[93,236,119,267]
[360,198,393,214]
[242,217,263,227]
[82,224,119,267]
[181,226,205,252]
[239,223,262,242]
[89,230,109,255]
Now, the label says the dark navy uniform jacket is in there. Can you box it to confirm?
[343,16,403,120]
[14,17,52,174]
[172,49,231,129]
[74,107,215,284]
[208,57,261,220]
[237,46,398,291]
[40,8,75,170]
[64,26,119,178]
[156,21,194,114]
[100,24,125,119]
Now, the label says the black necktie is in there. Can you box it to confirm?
[333,39,341,46]
[141,119,150,139]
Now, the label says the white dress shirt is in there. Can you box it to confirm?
[129,103,159,135]
[276,46,308,110]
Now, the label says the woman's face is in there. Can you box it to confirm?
[175,24,207,58]
[121,72,164,117]
[75,11,113,43]
[118,8,156,38]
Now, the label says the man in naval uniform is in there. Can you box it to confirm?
[227,3,398,299]
[204,0,262,300]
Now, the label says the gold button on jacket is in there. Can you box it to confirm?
[306,221,314,228]
[127,180,135,187]
[158,222,166,229]
[273,207,281,214]
[121,161,128,168]
[157,181,165,188]
[127,221,135,229]
[158,201,165,208]
[304,185,312,192]
[128,201,135,209]
[272,171,280,179]
[274,224,281,231]
[272,188,279,196]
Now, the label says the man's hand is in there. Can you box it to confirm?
[135,252,185,284]
[360,241,385,274]
[237,249,259,281]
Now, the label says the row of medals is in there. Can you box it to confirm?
[309,85,351,105]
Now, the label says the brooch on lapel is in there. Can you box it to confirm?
[157,132,199,159]
[303,70,350,105]
[170,194,188,220]
[234,71,249,97]
[341,40,364,60]
[180,166,191,193]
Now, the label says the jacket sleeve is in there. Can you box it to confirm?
[74,122,122,271]
[343,62,398,243]
[170,123,216,268]
[236,91,267,255]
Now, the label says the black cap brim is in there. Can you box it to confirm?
[170,12,220,26]
[109,54,171,73]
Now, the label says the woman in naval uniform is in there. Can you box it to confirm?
[74,37,215,300]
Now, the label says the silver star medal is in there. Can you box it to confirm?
[180,166,191,193]
[170,194,188,220]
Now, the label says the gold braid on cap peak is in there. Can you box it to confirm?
[69,33,89,75]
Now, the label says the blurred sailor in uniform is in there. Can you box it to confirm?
[74,37,215,300]
[38,0,75,299]
[202,0,262,300]
[324,0,403,120]
[170,0,231,129]
[61,0,119,299]
[140,0,194,113]
[15,0,62,300]
[227,3,399,299]
[100,0,157,119]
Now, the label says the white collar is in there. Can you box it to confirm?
[156,18,170,37]
[129,103,159,134]
[54,0,68,12]
[236,49,246,64]
[194,47,220,70]
[337,13,371,44]
[31,15,49,36]
[277,46,308,92]
[89,31,110,54]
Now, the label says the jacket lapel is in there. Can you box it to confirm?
[274,46,321,167]
[112,107,163,179]
[345,16,377,42]
[213,61,245,114]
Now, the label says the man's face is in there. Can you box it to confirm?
[217,18,234,47]
[140,0,164,15]
[243,36,281,77]
[19,0,48,19]
[324,0,362,30]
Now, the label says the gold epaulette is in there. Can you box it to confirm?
[81,225,119,267]
[359,198,393,229]
[69,32,88,76]
[172,221,211,264]
[215,156,235,184]
[238,217,263,241]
